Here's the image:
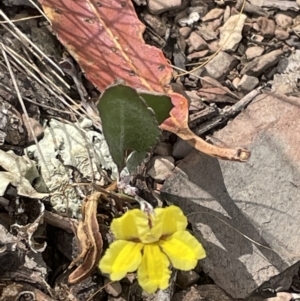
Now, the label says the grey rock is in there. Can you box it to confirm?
[172,285,234,301]
[241,49,283,76]
[188,66,205,80]
[237,75,259,92]
[253,0,300,11]
[285,35,300,48]
[3,0,34,6]
[248,292,293,301]
[189,0,208,17]
[154,142,172,156]
[172,138,194,159]
[162,93,300,299]
[142,12,167,37]
[147,156,175,182]
[176,270,200,288]
[203,52,238,80]
[272,50,300,94]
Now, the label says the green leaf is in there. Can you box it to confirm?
[98,84,161,171]
[139,92,173,125]
[126,151,146,173]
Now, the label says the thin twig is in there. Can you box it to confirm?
[1,43,89,120]
[0,20,68,89]
[1,45,50,176]
[0,82,72,115]
[28,0,52,24]
[59,56,101,128]
[0,10,63,76]
[2,43,102,127]
[195,86,263,136]
[0,15,43,24]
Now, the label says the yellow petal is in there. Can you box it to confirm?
[111,209,149,240]
[139,206,187,244]
[152,206,188,237]
[99,240,143,280]
[159,231,206,270]
[137,244,171,294]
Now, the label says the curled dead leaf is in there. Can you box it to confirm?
[68,192,103,284]
[162,93,250,161]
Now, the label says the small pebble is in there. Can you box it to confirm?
[275,29,289,40]
[232,77,240,89]
[176,270,200,288]
[178,12,200,26]
[179,26,192,39]
[172,138,194,159]
[245,46,264,60]
[187,50,209,60]
[147,156,175,182]
[104,279,122,297]
[237,75,259,92]
[257,17,275,38]
[154,142,172,157]
[188,32,208,51]
[202,8,224,22]
[208,40,219,52]
[275,13,293,29]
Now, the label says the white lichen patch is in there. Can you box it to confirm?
[26,118,118,217]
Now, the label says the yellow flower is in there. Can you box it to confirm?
[98,205,206,293]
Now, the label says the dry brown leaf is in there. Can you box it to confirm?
[68,192,103,284]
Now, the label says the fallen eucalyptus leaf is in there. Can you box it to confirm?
[40,0,250,162]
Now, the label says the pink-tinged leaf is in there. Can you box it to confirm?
[39,0,250,162]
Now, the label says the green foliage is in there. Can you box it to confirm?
[98,83,172,172]
[126,151,147,174]
[139,92,173,125]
